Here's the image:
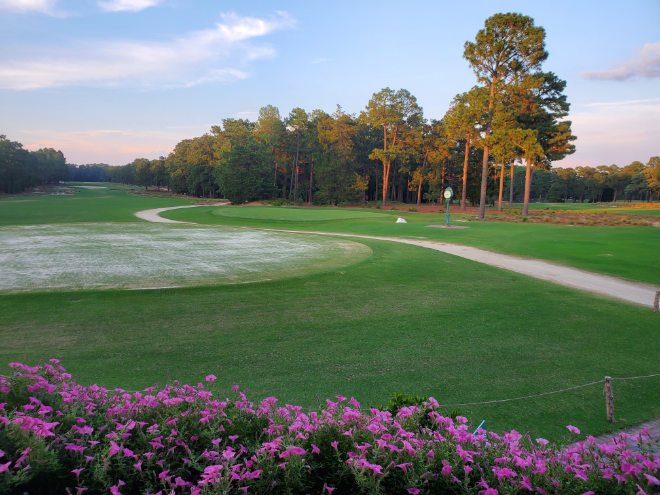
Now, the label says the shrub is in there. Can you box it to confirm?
[0,361,658,494]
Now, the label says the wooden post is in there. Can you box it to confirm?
[604,376,615,423]
[654,291,660,312]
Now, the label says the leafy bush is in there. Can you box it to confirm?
[0,361,658,494]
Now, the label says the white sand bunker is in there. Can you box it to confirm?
[0,224,371,292]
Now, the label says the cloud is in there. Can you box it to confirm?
[579,42,660,80]
[0,11,295,90]
[98,0,161,13]
[0,0,60,15]
[311,57,330,64]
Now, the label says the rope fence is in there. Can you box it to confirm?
[434,373,660,422]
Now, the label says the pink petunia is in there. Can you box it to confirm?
[566,425,581,435]
[311,443,320,454]
[645,474,660,486]
[205,374,216,382]
[407,489,420,495]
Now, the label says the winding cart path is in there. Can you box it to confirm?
[135,205,660,309]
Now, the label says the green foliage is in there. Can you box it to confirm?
[0,135,69,194]
[377,392,429,415]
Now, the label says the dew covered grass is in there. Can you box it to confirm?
[0,223,371,292]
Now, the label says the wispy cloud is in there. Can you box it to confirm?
[0,0,61,16]
[98,0,161,13]
[311,57,330,64]
[0,11,295,90]
[579,42,660,80]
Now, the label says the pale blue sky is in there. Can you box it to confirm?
[1,0,658,167]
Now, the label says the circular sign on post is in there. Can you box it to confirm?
[443,187,453,199]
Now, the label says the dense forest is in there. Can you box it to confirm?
[2,13,658,208]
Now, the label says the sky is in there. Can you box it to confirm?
[1,0,658,168]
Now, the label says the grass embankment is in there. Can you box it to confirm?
[1,188,659,442]
[165,205,660,285]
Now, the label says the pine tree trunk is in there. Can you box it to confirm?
[293,138,300,202]
[498,163,504,212]
[479,81,496,220]
[522,159,533,216]
[509,161,514,206]
[308,160,313,204]
[461,137,470,211]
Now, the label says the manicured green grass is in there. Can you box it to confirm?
[1,188,659,442]
[2,239,658,442]
[166,205,660,285]
[0,184,192,225]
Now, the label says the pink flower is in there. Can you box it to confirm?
[330,441,338,450]
[71,467,83,479]
[645,474,660,486]
[566,425,581,435]
[407,489,420,495]
[0,462,11,473]
[205,374,216,383]
[108,441,120,457]
[311,443,320,454]
[322,483,335,494]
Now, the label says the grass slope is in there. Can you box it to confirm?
[166,205,660,284]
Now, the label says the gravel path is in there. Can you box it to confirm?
[135,205,660,309]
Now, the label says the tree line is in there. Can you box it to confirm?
[2,13,658,208]
[0,135,68,194]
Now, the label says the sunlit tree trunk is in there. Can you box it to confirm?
[478,82,496,219]
[461,137,471,211]
[523,160,533,216]
[498,163,505,212]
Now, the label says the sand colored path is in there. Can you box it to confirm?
[135,206,659,309]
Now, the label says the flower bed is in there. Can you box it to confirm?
[0,360,658,494]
